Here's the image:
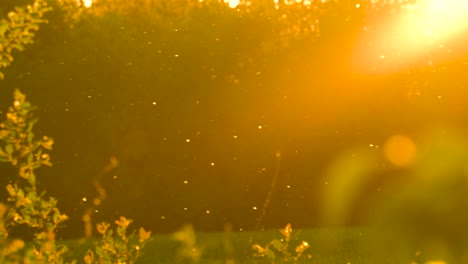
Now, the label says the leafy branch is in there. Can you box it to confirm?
[0,89,71,264]
[84,216,151,264]
[0,0,52,79]
[252,224,310,264]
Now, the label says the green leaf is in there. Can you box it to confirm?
[28,172,36,186]
[27,152,33,163]
[96,245,104,256]
[26,132,34,144]
[22,214,31,223]
[15,44,24,52]
[5,144,13,155]
[35,231,48,241]
[17,188,24,199]
[266,249,275,260]
[27,191,37,201]
[26,119,38,134]
[0,147,8,157]
[5,53,13,62]
[0,23,8,36]
[6,184,16,196]
[0,61,8,68]
[271,239,284,251]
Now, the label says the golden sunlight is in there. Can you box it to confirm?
[404,0,468,44]
[226,0,240,8]
[82,0,93,8]
[353,0,468,73]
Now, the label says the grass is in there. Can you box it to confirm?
[64,227,384,264]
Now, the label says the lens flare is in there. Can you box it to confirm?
[384,134,417,167]
[403,0,468,44]
[353,0,468,73]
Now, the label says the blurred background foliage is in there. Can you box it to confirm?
[1,2,468,254]
[323,128,468,262]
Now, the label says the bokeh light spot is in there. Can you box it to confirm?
[384,134,417,166]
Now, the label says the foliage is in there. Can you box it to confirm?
[0,1,152,263]
[91,0,200,26]
[322,131,468,263]
[0,0,52,79]
[3,0,468,263]
[0,2,71,262]
[252,224,310,264]
[0,89,71,263]
[84,216,151,264]
[0,90,150,264]
[53,0,84,22]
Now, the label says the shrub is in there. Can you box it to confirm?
[252,224,310,264]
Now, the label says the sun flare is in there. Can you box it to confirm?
[413,0,468,41]
[227,0,240,8]
[82,0,93,8]
[353,0,468,73]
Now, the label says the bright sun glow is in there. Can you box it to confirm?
[226,0,240,8]
[410,0,468,42]
[353,0,468,73]
[83,0,93,8]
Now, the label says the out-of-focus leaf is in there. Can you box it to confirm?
[266,249,275,260]
[322,148,378,227]
[0,147,8,157]
[6,184,16,197]
[270,239,284,251]
[5,144,13,155]
[0,23,8,35]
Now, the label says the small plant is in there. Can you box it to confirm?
[252,224,310,264]
[0,89,72,263]
[172,224,203,263]
[84,216,151,264]
[0,91,151,264]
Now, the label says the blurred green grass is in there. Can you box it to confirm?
[65,228,382,264]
